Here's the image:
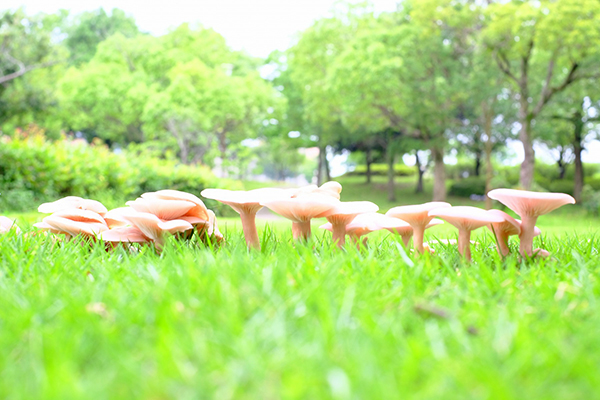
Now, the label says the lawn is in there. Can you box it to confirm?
[1,216,599,399]
[2,178,599,399]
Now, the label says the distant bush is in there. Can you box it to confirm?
[0,133,239,212]
[581,185,600,216]
[449,176,487,198]
[347,163,416,177]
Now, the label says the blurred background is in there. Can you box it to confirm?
[1,0,599,214]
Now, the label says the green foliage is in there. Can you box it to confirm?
[0,133,237,212]
[448,176,487,198]
[347,163,416,177]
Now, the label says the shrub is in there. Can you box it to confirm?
[0,133,240,213]
[449,176,487,198]
[347,163,416,177]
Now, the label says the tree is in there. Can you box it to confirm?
[484,0,600,189]
[64,8,139,65]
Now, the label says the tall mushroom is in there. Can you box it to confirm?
[201,188,290,249]
[386,202,451,253]
[487,189,575,256]
[322,201,379,247]
[429,206,504,261]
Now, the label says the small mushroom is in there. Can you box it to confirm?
[386,202,451,253]
[321,201,379,247]
[487,189,575,256]
[126,198,196,221]
[385,218,444,247]
[320,212,410,248]
[261,194,340,240]
[429,206,504,261]
[0,216,20,234]
[487,210,542,256]
[35,209,109,239]
[119,210,193,250]
[142,190,210,222]
[201,188,290,249]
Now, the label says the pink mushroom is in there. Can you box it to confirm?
[487,209,542,256]
[141,190,210,223]
[0,216,20,234]
[322,201,379,247]
[385,218,444,247]
[386,202,451,253]
[119,210,193,250]
[429,206,504,261]
[201,188,290,249]
[261,194,340,240]
[487,189,575,256]
[38,196,108,215]
[34,209,108,239]
[320,212,409,248]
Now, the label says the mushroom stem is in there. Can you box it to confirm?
[458,229,472,260]
[495,231,510,257]
[331,223,347,248]
[293,221,311,240]
[518,215,538,256]
[401,233,413,248]
[413,225,425,253]
[240,212,260,250]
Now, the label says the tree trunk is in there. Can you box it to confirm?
[519,115,535,189]
[483,102,494,210]
[316,145,324,186]
[573,117,584,203]
[387,145,396,202]
[323,146,331,182]
[474,151,482,176]
[557,153,566,180]
[365,148,372,184]
[217,130,227,178]
[415,150,424,194]
[432,146,446,201]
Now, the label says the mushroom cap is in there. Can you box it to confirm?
[101,227,148,243]
[487,189,575,217]
[103,207,133,228]
[487,209,521,236]
[201,188,291,215]
[292,181,342,200]
[324,201,379,225]
[429,206,505,231]
[38,196,108,215]
[41,215,108,237]
[320,212,390,236]
[386,202,451,227]
[0,216,20,234]
[53,209,107,225]
[120,211,192,242]
[126,198,196,220]
[143,190,210,221]
[261,194,340,223]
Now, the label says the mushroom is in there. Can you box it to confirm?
[292,181,343,200]
[428,206,504,261]
[141,190,210,223]
[0,216,20,234]
[34,209,109,239]
[321,201,379,247]
[38,196,108,215]
[487,210,542,256]
[101,226,148,245]
[386,202,451,253]
[385,218,444,247]
[261,194,340,240]
[320,212,409,248]
[487,189,575,256]
[201,188,291,249]
[119,210,193,250]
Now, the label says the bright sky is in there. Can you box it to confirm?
[17,0,399,58]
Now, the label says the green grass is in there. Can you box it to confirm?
[0,222,599,399]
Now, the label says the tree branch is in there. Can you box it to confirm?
[0,51,61,84]
[493,50,519,85]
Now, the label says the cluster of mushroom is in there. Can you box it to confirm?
[0,184,576,260]
[30,191,222,250]
[201,181,422,250]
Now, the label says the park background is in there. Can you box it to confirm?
[2,0,600,216]
[1,1,600,399]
